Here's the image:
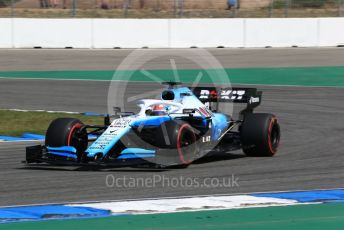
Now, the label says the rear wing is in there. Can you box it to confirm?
[192,87,262,118]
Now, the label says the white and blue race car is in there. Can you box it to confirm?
[25,82,280,168]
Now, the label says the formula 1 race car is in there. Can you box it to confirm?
[25,82,280,168]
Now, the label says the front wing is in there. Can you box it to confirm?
[25,145,160,168]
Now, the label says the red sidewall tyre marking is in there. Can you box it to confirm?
[177,124,196,165]
[67,123,82,146]
[268,117,278,155]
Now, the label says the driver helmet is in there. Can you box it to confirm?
[149,104,167,116]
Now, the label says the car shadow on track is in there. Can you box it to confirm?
[17,152,246,172]
[193,151,246,165]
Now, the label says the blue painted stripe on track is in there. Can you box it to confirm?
[21,133,45,140]
[252,189,344,203]
[0,205,111,223]
[0,136,34,141]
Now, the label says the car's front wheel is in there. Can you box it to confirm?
[45,118,88,160]
[155,120,199,166]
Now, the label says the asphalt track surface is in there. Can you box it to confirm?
[1,47,344,71]
[0,48,344,206]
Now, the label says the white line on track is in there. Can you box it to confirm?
[0,108,81,114]
[0,76,113,82]
[1,76,344,88]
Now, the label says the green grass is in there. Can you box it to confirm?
[0,110,104,137]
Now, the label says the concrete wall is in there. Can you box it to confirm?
[318,18,344,47]
[12,19,92,48]
[244,18,318,47]
[0,18,343,48]
[92,19,169,48]
[0,19,12,48]
[169,19,244,48]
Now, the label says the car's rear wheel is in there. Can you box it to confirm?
[45,118,88,160]
[240,113,280,157]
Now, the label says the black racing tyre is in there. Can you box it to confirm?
[155,120,198,165]
[240,113,280,157]
[45,118,88,159]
